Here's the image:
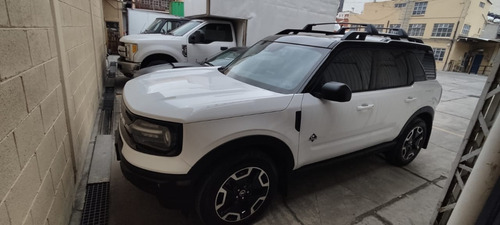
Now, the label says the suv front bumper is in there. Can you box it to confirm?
[115,129,196,209]
[117,57,140,77]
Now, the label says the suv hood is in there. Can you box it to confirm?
[123,67,294,123]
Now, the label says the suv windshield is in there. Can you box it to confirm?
[224,41,328,93]
[169,21,202,36]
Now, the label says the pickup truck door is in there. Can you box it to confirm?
[187,23,237,64]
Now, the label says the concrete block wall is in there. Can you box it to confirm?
[0,0,106,224]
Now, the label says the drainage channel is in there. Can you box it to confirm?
[80,61,116,225]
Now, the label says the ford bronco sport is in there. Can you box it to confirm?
[115,23,442,225]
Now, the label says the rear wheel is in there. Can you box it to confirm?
[196,151,278,225]
[386,118,427,166]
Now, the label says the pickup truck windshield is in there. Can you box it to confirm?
[144,18,164,33]
[225,41,328,94]
[169,21,202,36]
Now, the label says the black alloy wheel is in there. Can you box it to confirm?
[197,151,278,225]
[386,118,427,166]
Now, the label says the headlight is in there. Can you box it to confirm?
[125,43,138,61]
[129,119,181,156]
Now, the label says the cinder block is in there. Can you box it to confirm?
[62,27,77,51]
[35,128,57,178]
[46,183,65,225]
[50,146,66,190]
[53,113,67,149]
[30,171,54,225]
[0,77,28,139]
[0,30,32,80]
[0,0,8,26]
[55,86,64,115]
[13,107,44,167]
[60,2,72,27]
[60,159,75,198]
[31,0,53,27]
[28,29,51,65]
[5,0,33,27]
[5,156,41,225]
[44,58,60,92]
[0,202,9,225]
[22,212,33,225]
[62,135,71,163]
[41,89,59,133]
[47,29,57,58]
[22,65,48,112]
[67,48,79,73]
[0,134,21,201]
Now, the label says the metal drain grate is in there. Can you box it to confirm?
[81,182,110,225]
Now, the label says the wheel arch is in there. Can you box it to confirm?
[141,54,178,68]
[399,106,435,148]
[188,135,295,187]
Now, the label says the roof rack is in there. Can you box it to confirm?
[276,23,424,44]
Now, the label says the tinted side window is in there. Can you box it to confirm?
[199,24,233,43]
[422,51,437,80]
[370,49,411,90]
[319,49,372,92]
[407,51,426,82]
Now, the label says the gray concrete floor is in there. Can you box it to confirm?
[108,69,487,225]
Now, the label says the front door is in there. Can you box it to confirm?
[187,23,236,64]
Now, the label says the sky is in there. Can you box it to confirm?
[342,0,500,14]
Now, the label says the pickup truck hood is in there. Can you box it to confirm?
[123,67,294,123]
[119,34,181,43]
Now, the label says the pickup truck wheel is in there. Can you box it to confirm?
[196,152,278,225]
[386,118,427,166]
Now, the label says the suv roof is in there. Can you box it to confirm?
[266,23,427,49]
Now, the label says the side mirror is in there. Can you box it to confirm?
[314,81,352,102]
[188,30,205,44]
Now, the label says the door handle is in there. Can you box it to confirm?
[405,97,417,103]
[220,47,228,50]
[357,103,374,111]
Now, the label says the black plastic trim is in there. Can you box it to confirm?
[295,111,302,132]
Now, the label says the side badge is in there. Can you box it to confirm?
[309,134,317,142]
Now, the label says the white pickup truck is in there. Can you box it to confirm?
[117,0,339,77]
[117,19,237,77]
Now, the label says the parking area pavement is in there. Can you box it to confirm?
[108,70,487,225]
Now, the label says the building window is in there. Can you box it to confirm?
[433,48,446,61]
[413,2,428,15]
[462,24,471,36]
[480,2,485,8]
[389,24,401,34]
[395,3,407,8]
[408,24,426,36]
[432,23,454,37]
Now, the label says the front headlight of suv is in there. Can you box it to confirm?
[128,118,182,156]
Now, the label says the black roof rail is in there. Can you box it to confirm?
[276,23,424,43]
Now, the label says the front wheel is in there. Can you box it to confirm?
[386,118,427,166]
[196,152,278,225]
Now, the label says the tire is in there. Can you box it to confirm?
[196,151,278,225]
[386,118,427,166]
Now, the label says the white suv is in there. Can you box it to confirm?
[115,23,442,225]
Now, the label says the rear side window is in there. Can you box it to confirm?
[370,49,410,90]
[422,51,437,80]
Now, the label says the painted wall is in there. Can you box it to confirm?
[0,0,106,224]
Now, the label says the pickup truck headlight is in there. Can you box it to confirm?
[129,119,181,156]
[125,43,138,61]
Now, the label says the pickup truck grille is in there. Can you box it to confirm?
[117,44,127,58]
